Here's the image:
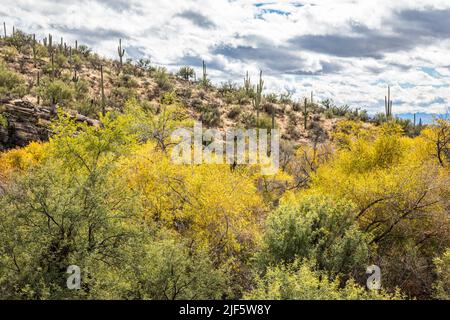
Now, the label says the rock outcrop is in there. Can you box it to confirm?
[0,99,99,151]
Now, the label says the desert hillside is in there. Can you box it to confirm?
[0,28,448,301]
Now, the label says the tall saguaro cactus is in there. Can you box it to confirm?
[51,51,55,79]
[37,71,40,105]
[32,34,37,66]
[252,70,264,127]
[385,86,393,118]
[202,60,208,87]
[3,22,6,38]
[100,65,106,116]
[47,34,53,54]
[118,39,125,68]
[244,71,251,95]
[271,107,276,130]
[303,98,309,130]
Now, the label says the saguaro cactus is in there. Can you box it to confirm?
[202,60,208,87]
[37,71,40,105]
[51,51,55,79]
[252,70,264,127]
[32,34,37,66]
[118,39,125,68]
[3,22,6,38]
[271,107,275,130]
[244,71,251,95]
[100,65,106,116]
[47,34,53,54]
[385,86,393,118]
[303,98,309,130]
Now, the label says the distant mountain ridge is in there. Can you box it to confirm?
[396,112,449,125]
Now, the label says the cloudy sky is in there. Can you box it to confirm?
[2,0,450,114]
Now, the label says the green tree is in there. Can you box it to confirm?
[177,66,195,81]
[258,195,369,277]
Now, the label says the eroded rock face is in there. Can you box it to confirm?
[0,99,100,151]
[0,99,50,151]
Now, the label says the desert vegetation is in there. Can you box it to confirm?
[0,26,448,300]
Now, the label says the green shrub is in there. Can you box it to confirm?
[258,113,274,130]
[258,195,369,276]
[119,74,139,89]
[0,114,8,128]
[433,249,450,299]
[74,99,100,118]
[111,87,138,109]
[0,46,19,62]
[240,110,256,128]
[38,79,74,107]
[154,67,173,91]
[200,103,221,126]
[245,259,403,300]
[0,63,27,99]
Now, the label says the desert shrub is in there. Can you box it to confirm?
[279,91,293,105]
[111,87,138,108]
[235,89,250,105]
[41,53,68,78]
[0,114,8,128]
[263,102,277,115]
[200,103,221,126]
[118,73,139,89]
[136,58,153,74]
[325,109,334,119]
[258,195,369,277]
[292,101,301,112]
[0,62,27,99]
[265,93,278,104]
[245,259,403,300]
[5,30,32,54]
[77,44,92,58]
[0,46,19,62]
[189,97,203,111]
[197,89,207,100]
[257,113,274,130]
[218,81,238,96]
[176,86,192,100]
[240,110,256,128]
[73,78,89,101]
[433,249,450,300]
[38,79,74,107]
[227,105,242,120]
[331,105,351,117]
[154,67,173,91]
[74,99,100,118]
